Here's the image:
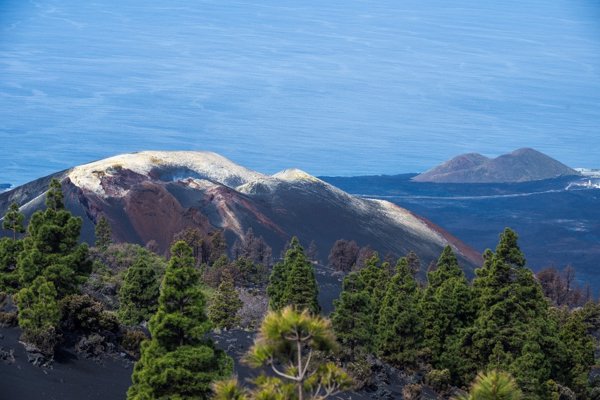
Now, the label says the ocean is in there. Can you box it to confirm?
[1,0,599,185]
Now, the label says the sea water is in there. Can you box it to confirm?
[1,0,599,185]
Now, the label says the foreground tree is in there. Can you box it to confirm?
[331,272,375,353]
[2,202,25,240]
[377,257,423,366]
[356,253,389,325]
[0,236,22,292]
[421,246,473,369]
[15,276,61,356]
[128,241,232,400]
[214,307,352,400]
[118,256,160,326]
[461,229,557,397]
[0,202,25,292]
[208,270,242,329]
[453,370,522,400]
[17,178,91,297]
[267,237,320,314]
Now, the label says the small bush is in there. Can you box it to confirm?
[121,329,147,358]
[426,368,451,392]
[0,311,17,327]
[75,333,106,357]
[21,326,59,357]
[402,383,423,400]
[60,294,119,334]
[345,352,374,389]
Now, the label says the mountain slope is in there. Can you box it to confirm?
[0,151,480,269]
[414,148,579,183]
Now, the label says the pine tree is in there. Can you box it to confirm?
[0,202,25,292]
[462,228,556,397]
[357,253,389,326]
[0,237,22,292]
[118,256,160,326]
[421,246,473,370]
[17,178,91,297]
[267,260,287,310]
[46,178,64,210]
[376,257,423,366]
[331,272,375,353]
[267,237,320,314]
[15,276,60,356]
[555,306,595,397]
[209,270,243,329]
[453,370,522,400]
[235,257,267,287]
[281,237,320,314]
[128,241,232,400]
[95,215,112,251]
[2,202,25,240]
[215,307,353,400]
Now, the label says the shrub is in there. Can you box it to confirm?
[60,294,119,334]
[426,369,451,392]
[121,329,148,358]
[0,311,17,327]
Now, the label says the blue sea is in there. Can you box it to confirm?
[1,0,599,186]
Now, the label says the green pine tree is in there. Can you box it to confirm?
[208,270,243,329]
[357,253,389,326]
[267,260,287,310]
[281,237,320,314]
[267,237,320,314]
[421,246,473,371]
[128,241,232,400]
[0,203,25,293]
[46,178,64,211]
[95,215,112,251]
[555,306,595,397]
[17,178,91,297]
[118,256,160,326]
[2,202,25,240]
[0,202,26,292]
[377,257,423,366]
[331,271,375,353]
[0,237,23,292]
[453,370,522,400]
[15,276,61,356]
[462,228,557,398]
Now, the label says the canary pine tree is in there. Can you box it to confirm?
[0,202,25,292]
[118,256,160,326]
[377,257,423,366]
[421,246,473,369]
[208,269,242,329]
[15,276,61,356]
[128,241,232,400]
[462,229,557,398]
[2,202,25,240]
[331,271,376,353]
[267,237,320,314]
[17,178,91,297]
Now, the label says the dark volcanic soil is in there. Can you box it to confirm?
[0,326,133,400]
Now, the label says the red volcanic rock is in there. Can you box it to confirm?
[0,151,481,271]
